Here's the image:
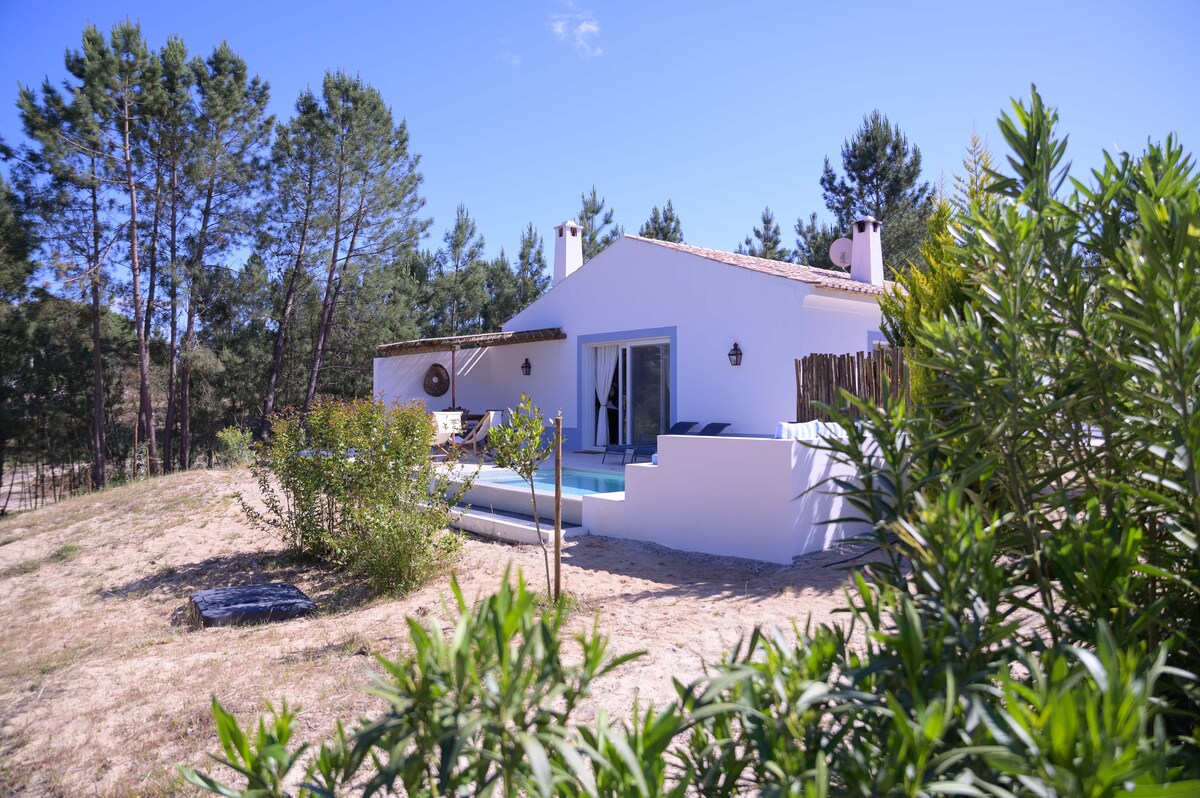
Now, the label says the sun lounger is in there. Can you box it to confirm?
[696,422,729,436]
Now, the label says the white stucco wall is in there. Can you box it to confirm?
[372,343,562,415]
[374,236,883,447]
[581,434,869,564]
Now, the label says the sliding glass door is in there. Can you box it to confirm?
[627,343,670,445]
[591,340,670,448]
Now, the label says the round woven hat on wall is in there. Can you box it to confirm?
[423,363,450,397]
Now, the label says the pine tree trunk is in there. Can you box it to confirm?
[180,161,218,469]
[162,164,181,473]
[303,167,348,413]
[180,299,194,470]
[259,212,311,440]
[120,92,158,476]
[88,173,106,490]
[143,170,161,383]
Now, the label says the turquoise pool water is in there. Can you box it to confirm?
[478,467,625,496]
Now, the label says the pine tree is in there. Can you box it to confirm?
[817,110,932,274]
[514,223,550,308]
[178,42,272,467]
[328,254,421,398]
[427,204,486,337]
[577,186,621,261]
[19,22,161,476]
[637,199,683,242]
[260,89,325,435]
[303,71,429,411]
[793,212,841,271]
[15,26,121,488]
[0,173,33,299]
[737,206,791,261]
[202,251,273,423]
[145,35,195,470]
[105,22,161,474]
[481,249,518,332]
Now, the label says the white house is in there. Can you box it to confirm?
[374,217,889,449]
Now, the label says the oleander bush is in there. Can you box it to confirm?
[241,398,468,594]
[189,89,1200,796]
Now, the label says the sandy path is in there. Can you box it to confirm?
[0,469,860,797]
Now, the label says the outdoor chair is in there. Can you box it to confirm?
[430,411,463,459]
[601,443,631,464]
[454,409,499,458]
[629,442,657,463]
[696,422,731,436]
[628,422,698,463]
[607,422,698,465]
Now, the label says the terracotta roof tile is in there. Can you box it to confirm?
[623,234,894,296]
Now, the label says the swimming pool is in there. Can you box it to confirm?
[476,467,625,496]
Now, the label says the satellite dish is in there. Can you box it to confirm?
[828,238,853,268]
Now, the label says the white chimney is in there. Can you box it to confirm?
[553,220,584,284]
[850,216,884,285]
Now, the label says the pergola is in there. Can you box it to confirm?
[376,327,566,408]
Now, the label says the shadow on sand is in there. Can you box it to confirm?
[100,549,372,625]
[558,534,879,606]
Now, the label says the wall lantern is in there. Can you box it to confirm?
[727,343,742,366]
[521,358,532,376]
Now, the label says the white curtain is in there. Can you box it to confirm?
[594,345,620,446]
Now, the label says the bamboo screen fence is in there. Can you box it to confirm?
[794,348,908,422]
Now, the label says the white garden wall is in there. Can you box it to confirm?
[581,434,869,564]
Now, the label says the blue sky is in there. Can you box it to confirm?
[2,0,1198,262]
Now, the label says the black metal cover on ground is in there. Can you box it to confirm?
[188,583,316,628]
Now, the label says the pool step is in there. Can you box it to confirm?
[455,481,585,526]
[450,503,588,546]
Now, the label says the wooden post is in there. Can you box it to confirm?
[554,411,563,601]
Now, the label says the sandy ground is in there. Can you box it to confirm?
[0,468,864,797]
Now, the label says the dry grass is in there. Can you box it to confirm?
[0,468,860,797]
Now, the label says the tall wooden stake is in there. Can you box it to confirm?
[554,411,562,601]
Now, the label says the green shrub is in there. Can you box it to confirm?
[215,426,254,468]
[241,398,469,595]
[191,89,1200,795]
[180,570,647,797]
